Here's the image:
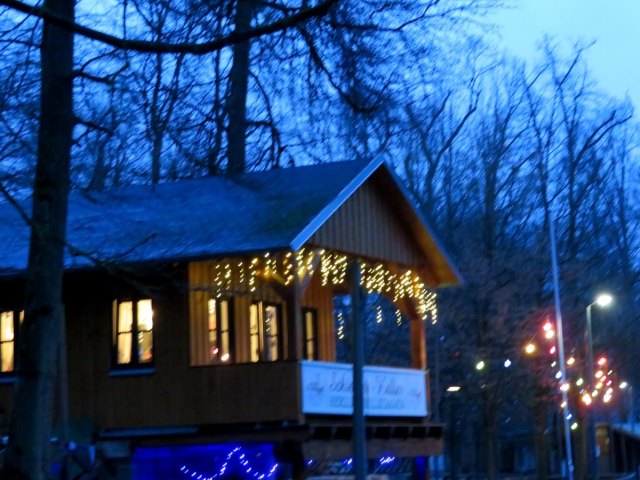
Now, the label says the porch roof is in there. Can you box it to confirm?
[0,159,460,286]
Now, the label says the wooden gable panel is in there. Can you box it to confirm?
[308,180,426,267]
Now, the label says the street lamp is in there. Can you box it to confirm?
[586,293,613,480]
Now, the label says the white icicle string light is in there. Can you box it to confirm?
[208,251,437,323]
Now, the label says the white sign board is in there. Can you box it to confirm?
[300,361,427,417]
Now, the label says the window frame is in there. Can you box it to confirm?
[302,307,318,361]
[249,301,283,363]
[112,297,155,371]
[207,297,234,364]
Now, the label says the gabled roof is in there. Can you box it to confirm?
[0,159,461,285]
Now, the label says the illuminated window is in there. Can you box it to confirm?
[114,299,154,368]
[0,311,15,373]
[249,302,281,362]
[303,308,318,361]
[207,298,233,363]
[0,310,23,374]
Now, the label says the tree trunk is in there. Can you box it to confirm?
[1,0,75,478]
[227,0,254,175]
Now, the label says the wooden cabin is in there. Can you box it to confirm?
[0,159,460,479]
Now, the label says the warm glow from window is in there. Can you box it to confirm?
[264,305,279,361]
[0,311,15,373]
[208,298,231,364]
[117,302,133,364]
[250,302,281,362]
[116,299,153,366]
[304,309,317,361]
[137,300,153,363]
[249,304,260,363]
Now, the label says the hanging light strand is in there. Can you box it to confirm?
[208,251,437,323]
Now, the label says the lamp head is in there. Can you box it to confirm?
[595,293,613,307]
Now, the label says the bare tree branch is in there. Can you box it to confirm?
[0,0,339,54]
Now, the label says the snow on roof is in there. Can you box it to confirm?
[0,159,377,276]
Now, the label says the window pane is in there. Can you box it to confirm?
[117,333,132,364]
[137,299,153,332]
[137,331,153,363]
[208,299,217,332]
[249,304,260,363]
[305,311,315,360]
[1,342,13,372]
[207,299,218,361]
[118,302,133,333]
[265,305,279,361]
[1,312,14,342]
[219,300,230,362]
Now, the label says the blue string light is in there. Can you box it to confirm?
[179,445,279,480]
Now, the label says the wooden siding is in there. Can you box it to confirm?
[0,260,428,433]
[61,270,303,430]
[188,260,336,365]
[308,180,426,267]
[301,269,335,362]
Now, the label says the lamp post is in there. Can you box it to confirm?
[620,382,634,432]
[549,217,574,480]
[585,293,613,480]
[446,385,462,480]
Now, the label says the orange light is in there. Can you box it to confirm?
[524,343,536,354]
[582,393,592,405]
[543,322,553,332]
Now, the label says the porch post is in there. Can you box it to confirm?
[350,259,367,480]
[410,315,427,369]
